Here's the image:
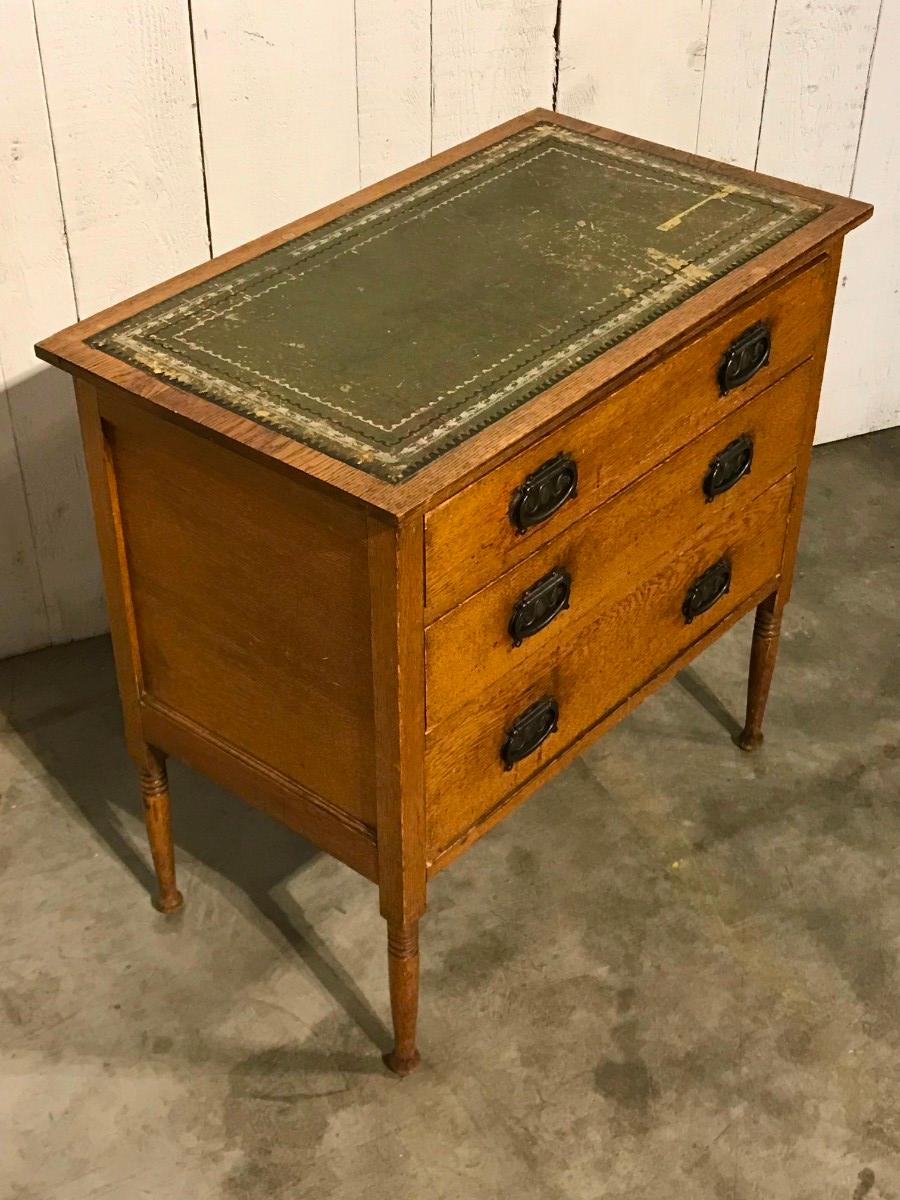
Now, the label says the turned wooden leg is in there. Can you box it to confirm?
[382,920,421,1076]
[736,594,783,752]
[139,748,184,914]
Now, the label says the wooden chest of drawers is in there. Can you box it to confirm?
[36,110,871,1075]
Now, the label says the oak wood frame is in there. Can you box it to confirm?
[39,110,870,524]
[49,113,866,1077]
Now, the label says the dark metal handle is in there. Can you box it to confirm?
[508,453,578,534]
[682,557,732,624]
[718,322,771,394]
[508,567,572,647]
[703,433,754,501]
[500,697,559,770]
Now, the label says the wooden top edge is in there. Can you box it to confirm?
[35,107,872,520]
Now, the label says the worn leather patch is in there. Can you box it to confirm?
[90,124,822,482]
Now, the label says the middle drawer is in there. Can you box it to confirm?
[425,357,815,730]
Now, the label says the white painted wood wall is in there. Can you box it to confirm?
[2,0,896,659]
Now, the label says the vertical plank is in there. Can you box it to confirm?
[356,0,432,186]
[432,0,557,153]
[819,1,899,442]
[0,382,47,658]
[556,0,711,152]
[1,0,103,654]
[33,0,210,313]
[756,0,882,193]
[191,1,360,254]
[697,0,777,165]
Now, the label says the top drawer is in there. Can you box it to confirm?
[425,254,831,617]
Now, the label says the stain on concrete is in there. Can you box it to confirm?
[0,428,898,1198]
[853,1168,876,1199]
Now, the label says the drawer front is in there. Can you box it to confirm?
[425,474,793,856]
[425,255,828,617]
[425,359,815,729]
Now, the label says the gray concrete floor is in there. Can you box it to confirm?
[1,428,898,1200]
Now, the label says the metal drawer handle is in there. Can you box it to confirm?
[508,453,578,534]
[508,567,572,647]
[703,433,754,501]
[682,557,732,624]
[718,322,771,394]
[500,696,559,770]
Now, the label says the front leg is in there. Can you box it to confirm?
[383,919,421,1076]
[139,747,184,913]
[736,593,783,751]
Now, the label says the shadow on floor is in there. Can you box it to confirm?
[0,635,389,1052]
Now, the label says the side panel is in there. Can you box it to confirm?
[101,392,376,827]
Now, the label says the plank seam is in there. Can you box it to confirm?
[850,0,884,195]
[754,0,780,170]
[29,0,79,318]
[352,0,362,187]
[694,0,716,154]
[186,0,213,258]
[434,0,441,156]
[0,355,51,647]
[552,0,563,111]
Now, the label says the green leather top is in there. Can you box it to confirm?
[91,123,822,482]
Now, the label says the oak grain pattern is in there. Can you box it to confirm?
[35,110,871,521]
[74,381,147,760]
[367,514,427,924]
[425,358,816,729]
[425,254,829,617]
[424,474,794,855]
[140,699,379,881]
[101,389,376,825]
[425,579,773,878]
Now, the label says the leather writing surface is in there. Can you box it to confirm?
[90,124,822,482]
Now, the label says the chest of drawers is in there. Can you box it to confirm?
[36,110,871,1075]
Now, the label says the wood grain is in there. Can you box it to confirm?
[102,390,377,824]
[356,0,432,186]
[32,0,209,313]
[74,381,147,760]
[191,1,360,254]
[425,474,794,855]
[426,580,775,877]
[426,359,816,729]
[139,746,184,914]
[425,254,830,617]
[820,0,900,442]
[735,593,782,751]
[557,0,711,152]
[141,699,379,882]
[0,0,99,653]
[431,0,556,152]
[756,0,882,194]
[0,388,46,657]
[35,110,870,522]
[697,0,777,166]
[367,515,427,924]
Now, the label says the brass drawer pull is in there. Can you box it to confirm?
[718,322,771,394]
[682,557,732,623]
[703,433,754,501]
[500,697,559,770]
[508,453,578,534]
[508,567,572,647]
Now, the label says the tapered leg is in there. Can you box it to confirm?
[382,920,421,1076]
[736,594,783,752]
[139,748,184,914]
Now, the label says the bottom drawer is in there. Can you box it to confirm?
[425,473,794,856]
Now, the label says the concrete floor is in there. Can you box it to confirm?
[1,428,898,1200]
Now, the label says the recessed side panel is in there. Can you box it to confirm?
[103,395,376,826]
